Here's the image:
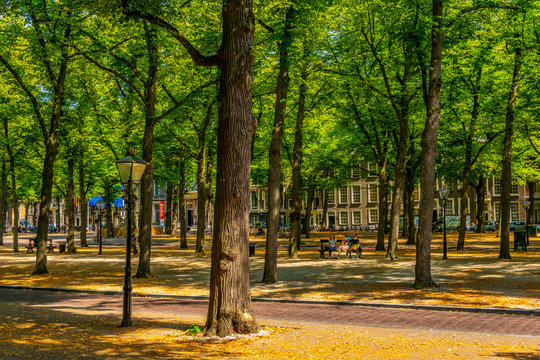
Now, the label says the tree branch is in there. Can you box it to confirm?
[121,0,219,67]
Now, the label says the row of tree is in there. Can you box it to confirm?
[0,0,539,336]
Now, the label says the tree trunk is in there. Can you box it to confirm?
[205,0,259,337]
[0,157,6,246]
[265,5,295,269]
[304,189,314,239]
[499,34,522,260]
[136,23,159,278]
[66,158,76,253]
[414,0,443,288]
[375,161,387,252]
[170,183,179,238]
[527,181,534,224]
[10,162,18,253]
[78,157,88,247]
[475,176,486,233]
[179,150,188,249]
[165,182,173,235]
[402,187,409,239]
[322,191,328,229]
[196,146,208,256]
[405,165,416,245]
[104,186,115,238]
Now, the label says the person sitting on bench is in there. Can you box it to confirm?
[336,234,350,259]
[327,233,337,259]
[349,233,362,258]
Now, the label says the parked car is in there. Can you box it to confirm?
[509,221,526,232]
[469,220,498,232]
[432,216,470,232]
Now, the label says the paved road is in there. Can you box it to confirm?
[1,288,539,337]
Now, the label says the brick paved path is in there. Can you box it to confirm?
[2,288,539,337]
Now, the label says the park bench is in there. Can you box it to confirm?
[319,239,329,258]
[27,238,55,253]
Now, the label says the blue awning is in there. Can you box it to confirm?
[88,196,124,208]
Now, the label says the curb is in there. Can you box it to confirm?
[1,285,538,317]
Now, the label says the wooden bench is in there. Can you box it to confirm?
[27,238,55,253]
[319,239,329,258]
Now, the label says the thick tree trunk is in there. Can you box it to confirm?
[265,5,295,270]
[500,36,522,260]
[136,23,159,278]
[375,162,387,252]
[205,0,259,337]
[0,157,5,246]
[33,142,58,275]
[475,176,486,233]
[414,0,442,288]
[165,181,173,235]
[287,54,306,263]
[402,189,409,239]
[78,157,88,247]
[66,158,76,253]
[179,151,188,249]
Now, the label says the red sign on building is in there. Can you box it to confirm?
[160,201,165,226]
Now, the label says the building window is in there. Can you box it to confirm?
[154,183,161,197]
[494,178,501,196]
[339,187,348,204]
[352,186,361,204]
[511,202,519,221]
[494,202,501,221]
[251,192,258,210]
[367,162,377,174]
[368,183,378,203]
[327,190,335,205]
[413,186,420,202]
[316,213,323,225]
[444,199,454,216]
[154,204,160,223]
[510,184,519,195]
[369,209,378,224]
[351,165,360,178]
[352,211,361,224]
[340,211,349,225]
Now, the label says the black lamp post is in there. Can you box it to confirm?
[439,186,449,260]
[97,200,105,255]
[524,199,530,246]
[116,151,148,327]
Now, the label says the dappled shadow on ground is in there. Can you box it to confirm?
[0,232,539,310]
[0,295,264,359]
[490,352,540,360]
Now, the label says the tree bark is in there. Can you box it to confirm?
[196,145,208,256]
[170,183,179,238]
[205,0,259,337]
[376,161,388,252]
[499,33,522,260]
[304,189,314,239]
[0,157,6,246]
[3,120,18,252]
[165,181,173,235]
[475,176,486,233]
[66,158,76,254]
[414,0,443,288]
[405,164,416,245]
[78,157,88,247]
[178,150,188,249]
[136,23,159,278]
[265,5,295,269]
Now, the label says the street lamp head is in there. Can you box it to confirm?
[115,150,148,186]
[523,199,530,209]
[439,186,449,201]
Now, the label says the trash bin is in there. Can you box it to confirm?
[59,243,66,253]
[514,231,527,252]
[249,244,255,257]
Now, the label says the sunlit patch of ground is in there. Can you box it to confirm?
[0,232,538,310]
